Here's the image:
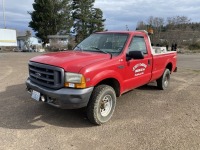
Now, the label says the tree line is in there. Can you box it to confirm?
[136,16,200,49]
[29,0,105,45]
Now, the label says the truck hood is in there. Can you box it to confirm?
[30,51,110,72]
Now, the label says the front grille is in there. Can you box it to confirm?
[29,62,64,89]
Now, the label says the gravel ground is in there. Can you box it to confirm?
[0,52,200,150]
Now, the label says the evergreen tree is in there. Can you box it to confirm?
[29,0,72,44]
[89,8,105,34]
[72,0,105,43]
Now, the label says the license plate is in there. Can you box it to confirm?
[31,90,40,101]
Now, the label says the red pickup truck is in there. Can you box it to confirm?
[26,30,177,125]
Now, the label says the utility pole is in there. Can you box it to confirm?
[2,0,6,28]
[126,25,129,31]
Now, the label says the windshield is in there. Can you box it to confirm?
[74,33,128,56]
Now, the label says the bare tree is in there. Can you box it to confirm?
[147,16,154,27]
[146,16,164,44]
[167,16,190,28]
[136,15,200,49]
[136,21,146,30]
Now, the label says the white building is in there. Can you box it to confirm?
[47,35,69,48]
[0,29,17,47]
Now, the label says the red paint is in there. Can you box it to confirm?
[30,31,177,95]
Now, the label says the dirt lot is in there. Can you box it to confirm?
[0,52,200,150]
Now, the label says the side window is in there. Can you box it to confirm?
[128,36,148,54]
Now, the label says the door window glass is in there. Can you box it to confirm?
[128,36,148,54]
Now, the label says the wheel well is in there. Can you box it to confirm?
[96,78,120,97]
[166,63,172,72]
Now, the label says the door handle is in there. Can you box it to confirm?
[148,59,151,65]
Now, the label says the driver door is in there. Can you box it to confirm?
[124,36,152,90]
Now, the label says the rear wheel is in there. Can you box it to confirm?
[157,69,170,90]
[87,85,116,125]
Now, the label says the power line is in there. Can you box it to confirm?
[2,0,6,28]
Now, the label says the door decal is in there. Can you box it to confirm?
[132,63,147,76]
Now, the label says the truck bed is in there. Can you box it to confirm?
[150,50,177,81]
[151,46,175,55]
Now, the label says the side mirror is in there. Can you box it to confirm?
[126,51,144,61]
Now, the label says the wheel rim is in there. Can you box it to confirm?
[164,73,170,87]
[100,95,113,117]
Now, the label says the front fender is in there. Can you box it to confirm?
[92,70,123,85]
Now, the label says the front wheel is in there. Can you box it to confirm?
[87,85,116,125]
[157,68,171,90]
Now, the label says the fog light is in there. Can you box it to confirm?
[41,95,46,102]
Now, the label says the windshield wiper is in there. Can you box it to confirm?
[90,47,112,58]
[90,47,107,54]
[74,45,83,51]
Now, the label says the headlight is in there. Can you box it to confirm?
[65,72,82,83]
[65,72,86,88]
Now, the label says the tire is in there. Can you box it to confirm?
[87,85,116,125]
[157,68,171,90]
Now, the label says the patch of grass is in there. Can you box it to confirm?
[188,42,200,50]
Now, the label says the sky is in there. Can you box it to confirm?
[0,0,200,32]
